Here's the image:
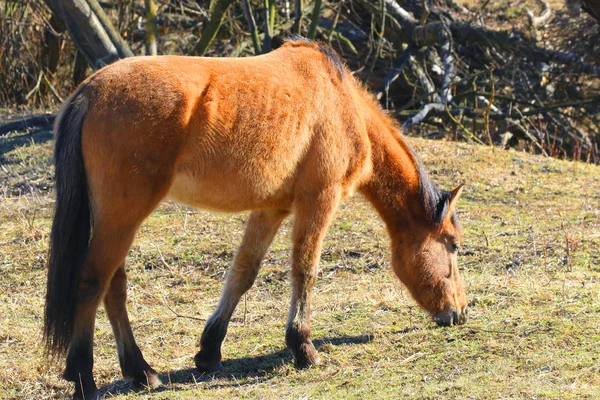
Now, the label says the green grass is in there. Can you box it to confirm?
[1,127,599,399]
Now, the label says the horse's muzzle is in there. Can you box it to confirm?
[433,306,468,327]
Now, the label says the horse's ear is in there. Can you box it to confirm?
[447,184,465,215]
[433,184,464,225]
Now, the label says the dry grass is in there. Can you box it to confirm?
[1,125,599,399]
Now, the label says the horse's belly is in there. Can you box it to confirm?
[167,171,292,212]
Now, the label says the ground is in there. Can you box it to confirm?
[0,123,599,399]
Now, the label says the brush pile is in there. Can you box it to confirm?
[1,0,598,162]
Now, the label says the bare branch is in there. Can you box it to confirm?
[527,0,553,27]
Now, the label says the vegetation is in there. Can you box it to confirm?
[1,124,599,399]
[1,0,599,398]
[0,0,599,161]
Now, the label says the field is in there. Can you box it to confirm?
[1,123,599,399]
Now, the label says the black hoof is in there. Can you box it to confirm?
[129,368,163,389]
[72,383,99,400]
[293,342,321,369]
[194,350,223,372]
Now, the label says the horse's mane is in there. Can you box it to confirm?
[351,71,450,225]
[281,36,346,78]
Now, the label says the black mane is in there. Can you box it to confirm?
[284,36,346,78]
[405,142,453,226]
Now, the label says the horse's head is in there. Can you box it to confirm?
[391,184,468,326]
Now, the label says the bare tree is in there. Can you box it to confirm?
[48,0,132,69]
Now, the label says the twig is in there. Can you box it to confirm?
[43,74,64,103]
[25,72,43,101]
[327,2,343,44]
[558,212,573,272]
[482,70,495,146]
[465,326,542,335]
[399,352,425,365]
[242,0,262,54]
[154,244,174,274]
[444,102,486,145]
[160,292,205,322]
[409,56,438,103]
[397,98,598,123]
[263,0,275,51]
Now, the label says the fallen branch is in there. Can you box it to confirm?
[377,44,414,106]
[402,102,445,128]
[0,114,56,136]
[399,98,598,122]
[448,22,600,76]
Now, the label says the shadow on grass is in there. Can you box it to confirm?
[0,128,53,159]
[99,334,373,398]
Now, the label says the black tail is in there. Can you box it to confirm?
[44,86,91,357]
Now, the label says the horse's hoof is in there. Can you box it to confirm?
[293,343,321,369]
[131,368,163,389]
[194,350,223,372]
[70,376,99,400]
[72,388,100,400]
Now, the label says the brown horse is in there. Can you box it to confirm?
[44,39,467,400]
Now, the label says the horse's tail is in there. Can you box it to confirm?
[44,85,91,357]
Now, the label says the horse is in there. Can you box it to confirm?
[44,38,467,400]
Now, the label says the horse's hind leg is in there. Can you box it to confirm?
[195,209,289,371]
[286,188,341,368]
[104,265,161,388]
[64,188,168,399]
[63,220,142,400]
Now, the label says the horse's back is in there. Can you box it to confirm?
[79,43,371,213]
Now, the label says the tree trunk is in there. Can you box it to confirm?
[41,14,65,77]
[85,0,134,58]
[293,0,303,34]
[144,0,158,55]
[55,0,132,69]
[307,0,321,39]
[73,51,89,85]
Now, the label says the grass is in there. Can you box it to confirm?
[0,125,599,399]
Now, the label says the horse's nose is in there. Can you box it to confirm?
[433,306,468,327]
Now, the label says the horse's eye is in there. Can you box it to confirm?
[451,243,460,252]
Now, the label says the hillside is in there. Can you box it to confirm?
[0,125,599,399]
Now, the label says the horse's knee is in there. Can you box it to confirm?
[77,262,116,305]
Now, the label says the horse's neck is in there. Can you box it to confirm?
[359,116,423,232]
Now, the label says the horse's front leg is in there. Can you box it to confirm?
[286,189,341,368]
[195,209,289,371]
